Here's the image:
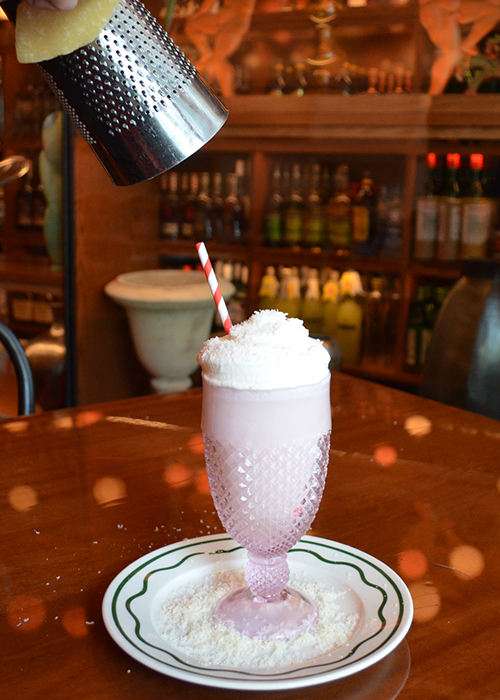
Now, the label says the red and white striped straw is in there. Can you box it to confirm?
[196,242,233,335]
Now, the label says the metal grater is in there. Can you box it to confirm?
[6,0,228,186]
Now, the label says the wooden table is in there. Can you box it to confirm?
[2,372,499,699]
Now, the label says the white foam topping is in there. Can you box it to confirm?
[197,310,331,390]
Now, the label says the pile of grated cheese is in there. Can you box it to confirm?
[156,570,359,671]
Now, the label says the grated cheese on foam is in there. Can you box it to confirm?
[156,569,359,670]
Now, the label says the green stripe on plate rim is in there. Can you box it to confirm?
[109,536,406,681]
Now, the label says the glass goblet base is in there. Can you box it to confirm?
[214,585,318,640]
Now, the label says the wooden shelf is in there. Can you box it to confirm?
[208,95,500,145]
[0,258,63,290]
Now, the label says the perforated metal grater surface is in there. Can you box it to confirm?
[33,0,228,185]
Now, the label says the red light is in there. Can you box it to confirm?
[470,153,484,170]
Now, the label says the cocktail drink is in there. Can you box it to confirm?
[198,310,331,640]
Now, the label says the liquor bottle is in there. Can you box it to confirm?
[321,269,339,338]
[211,171,224,242]
[283,163,304,248]
[159,171,181,240]
[380,185,403,257]
[327,163,352,254]
[461,153,496,259]
[405,285,426,371]
[223,172,246,242]
[351,170,378,255]
[235,158,250,222]
[301,267,323,335]
[193,171,213,241]
[232,262,249,324]
[264,163,284,247]
[303,163,326,249]
[414,153,440,260]
[437,153,461,261]
[16,160,34,229]
[267,62,287,96]
[336,270,364,366]
[362,276,385,365]
[180,171,198,240]
[276,266,301,318]
[259,265,279,309]
[293,62,308,96]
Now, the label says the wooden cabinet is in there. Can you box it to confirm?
[155,94,500,390]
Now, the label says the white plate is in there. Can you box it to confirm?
[102,534,413,691]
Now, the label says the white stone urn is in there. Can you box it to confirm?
[105,269,235,393]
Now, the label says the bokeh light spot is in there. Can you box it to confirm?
[8,484,38,512]
[397,549,428,580]
[52,415,74,430]
[93,476,127,507]
[404,415,432,437]
[187,433,205,455]
[7,594,46,632]
[448,545,485,580]
[62,607,89,638]
[163,462,192,488]
[409,581,441,623]
[373,444,398,467]
[3,420,29,433]
[75,410,104,428]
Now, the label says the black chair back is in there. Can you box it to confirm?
[0,321,35,415]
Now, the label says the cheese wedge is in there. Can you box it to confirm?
[16,0,121,64]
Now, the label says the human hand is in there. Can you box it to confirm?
[22,0,80,10]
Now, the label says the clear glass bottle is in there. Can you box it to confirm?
[327,163,351,254]
[461,153,496,259]
[283,163,304,248]
[194,171,213,241]
[301,267,323,334]
[264,163,284,247]
[336,270,364,366]
[352,170,377,256]
[211,171,224,242]
[437,153,461,261]
[180,171,198,240]
[159,171,181,240]
[223,172,246,243]
[303,163,326,249]
[414,152,440,260]
[259,265,279,310]
[321,268,339,338]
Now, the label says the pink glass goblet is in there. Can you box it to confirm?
[201,375,331,640]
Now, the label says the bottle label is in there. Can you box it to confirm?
[161,221,179,239]
[304,216,325,245]
[284,213,302,245]
[461,199,495,245]
[352,206,369,242]
[415,198,439,242]
[181,222,194,238]
[328,219,351,247]
[438,198,461,243]
[265,214,281,244]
